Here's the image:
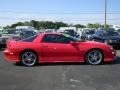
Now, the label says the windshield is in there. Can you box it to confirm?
[63,34,80,42]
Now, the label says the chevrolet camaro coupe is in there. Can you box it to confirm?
[3,33,116,66]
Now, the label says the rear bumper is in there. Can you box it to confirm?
[3,49,19,62]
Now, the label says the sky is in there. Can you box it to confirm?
[0,0,120,26]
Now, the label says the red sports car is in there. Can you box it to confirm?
[3,33,116,66]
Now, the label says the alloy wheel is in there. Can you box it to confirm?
[21,51,37,66]
[86,50,103,65]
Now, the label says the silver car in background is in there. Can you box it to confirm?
[0,29,37,48]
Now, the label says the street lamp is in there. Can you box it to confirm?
[105,0,107,29]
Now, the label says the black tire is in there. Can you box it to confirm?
[86,50,103,65]
[20,51,37,67]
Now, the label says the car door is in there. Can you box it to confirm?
[41,34,81,62]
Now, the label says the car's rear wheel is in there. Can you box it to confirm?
[20,51,37,67]
[86,50,103,65]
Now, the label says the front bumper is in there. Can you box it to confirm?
[104,47,116,62]
[3,49,19,62]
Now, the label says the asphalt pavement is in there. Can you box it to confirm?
[0,50,120,90]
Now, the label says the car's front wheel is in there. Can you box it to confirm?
[86,50,103,65]
[20,51,37,67]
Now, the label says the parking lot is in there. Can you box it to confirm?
[0,50,120,90]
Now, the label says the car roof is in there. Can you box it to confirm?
[43,32,61,35]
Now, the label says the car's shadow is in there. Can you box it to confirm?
[14,56,120,67]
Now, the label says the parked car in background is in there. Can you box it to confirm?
[0,30,2,37]
[117,29,120,34]
[4,33,116,66]
[81,29,95,40]
[0,29,37,48]
[58,27,76,33]
[63,30,79,38]
[44,29,56,33]
[89,30,120,49]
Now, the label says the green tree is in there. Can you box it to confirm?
[11,22,25,28]
[54,22,68,29]
[3,25,11,29]
[74,24,86,28]
[38,21,55,29]
[24,21,32,26]
[93,23,101,29]
[87,23,94,29]
[31,20,39,29]
[87,23,103,29]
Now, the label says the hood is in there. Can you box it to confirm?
[82,41,106,45]
[78,41,110,48]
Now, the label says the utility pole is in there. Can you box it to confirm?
[105,0,107,29]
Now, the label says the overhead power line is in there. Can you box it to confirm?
[1,10,120,14]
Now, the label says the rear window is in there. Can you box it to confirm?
[21,35,38,42]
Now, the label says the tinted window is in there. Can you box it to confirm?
[21,35,37,42]
[42,34,77,43]
[63,34,80,42]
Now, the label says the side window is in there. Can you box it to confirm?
[42,34,72,43]
[42,34,57,43]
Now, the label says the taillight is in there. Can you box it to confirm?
[6,40,12,48]
[6,41,10,48]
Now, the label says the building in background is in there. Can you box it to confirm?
[16,26,35,30]
[57,27,76,33]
